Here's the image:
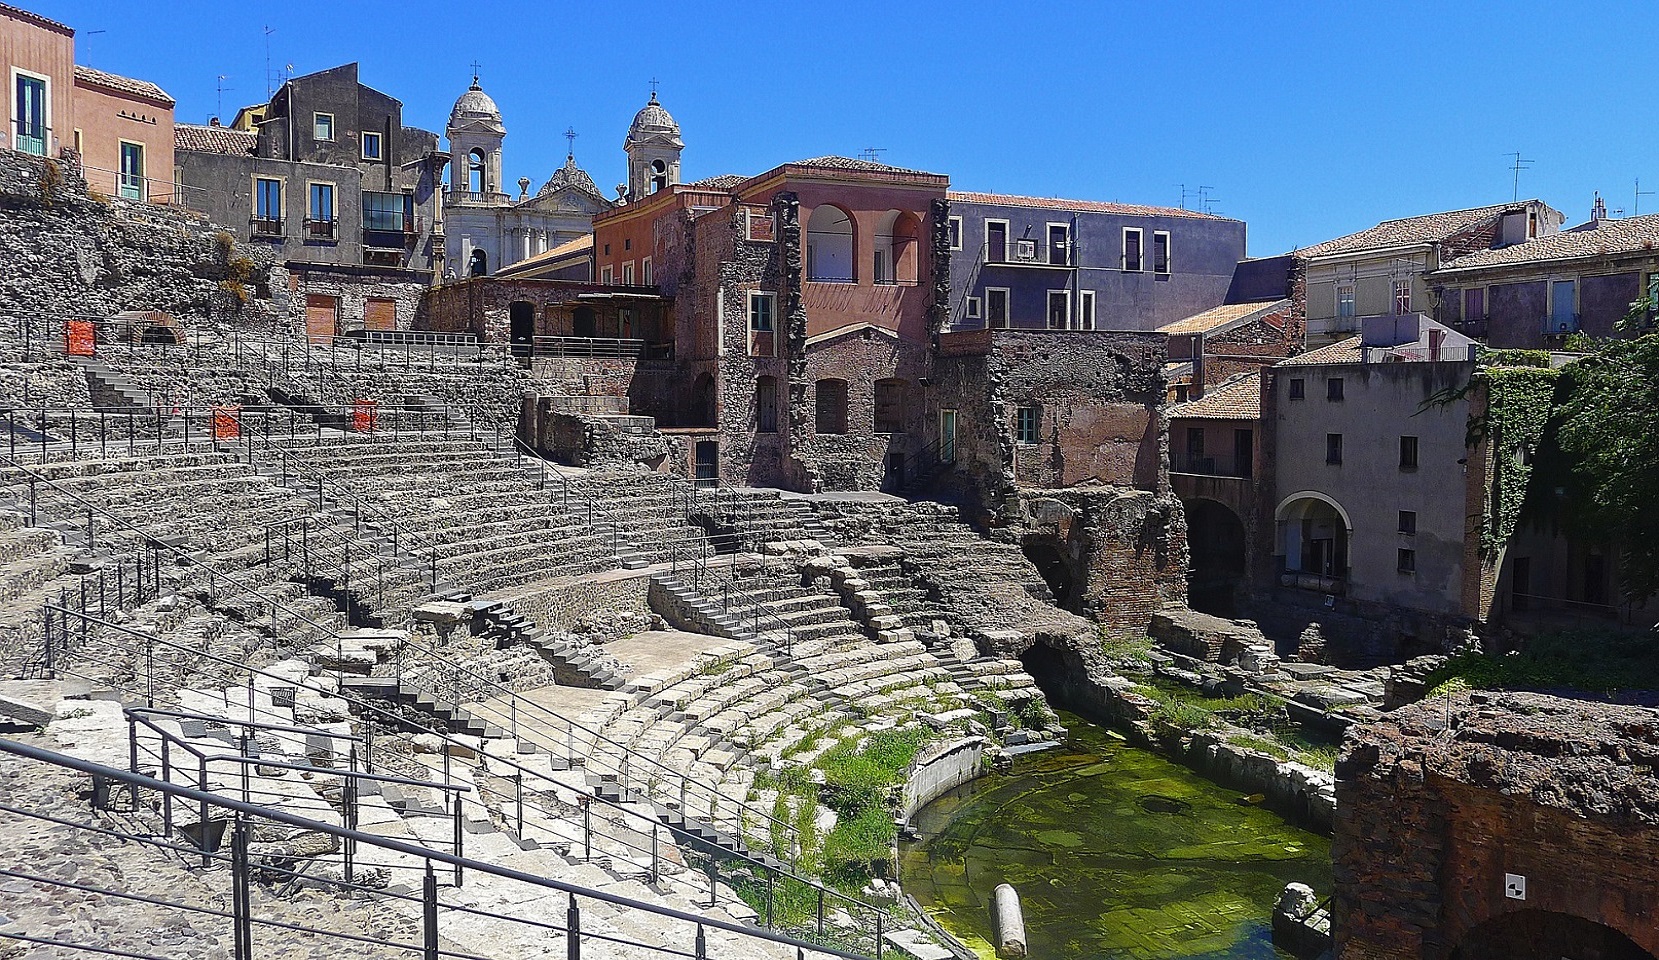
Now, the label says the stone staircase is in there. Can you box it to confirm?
[467,598,626,690]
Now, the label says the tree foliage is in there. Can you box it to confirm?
[1546,334,1659,599]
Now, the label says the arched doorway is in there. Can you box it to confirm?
[1021,536,1078,610]
[1275,492,1351,582]
[1186,499,1246,616]
[1453,910,1654,960]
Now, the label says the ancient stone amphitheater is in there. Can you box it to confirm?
[0,320,1092,959]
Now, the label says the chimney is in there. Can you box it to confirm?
[209,117,221,127]
[1592,192,1608,223]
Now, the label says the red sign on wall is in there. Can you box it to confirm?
[212,406,240,440]
[352,399,378,433]
[64,320,96,357]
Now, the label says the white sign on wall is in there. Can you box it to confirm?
[1504,873,1527,900]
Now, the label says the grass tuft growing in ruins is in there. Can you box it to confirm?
[1099,628,1155,667]
[1425,629,1659,696]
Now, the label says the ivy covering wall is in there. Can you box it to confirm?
[1475,363,1561,552]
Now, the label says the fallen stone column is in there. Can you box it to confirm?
[991,883,1027,958]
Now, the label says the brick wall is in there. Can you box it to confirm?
[1334,692,1659,960]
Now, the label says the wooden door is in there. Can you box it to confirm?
[363,298,396,332]
[305,294,339,342]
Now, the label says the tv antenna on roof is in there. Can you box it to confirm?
[216,76,232,122]
[263,26,275,97]
[81,29,105,66]
[1508,152,1534,202]
[860,147,887,162]
[1636,178,1655,216]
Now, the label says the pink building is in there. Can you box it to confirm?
[1,2,175,202]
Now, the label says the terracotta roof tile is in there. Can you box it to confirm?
[1159,299,1292,335]
[1168,372,1261,420]
[174,123,256,156]
[1434,213,1659,271]
[948,190,1233,221]
[792,155,936,176]
[0,2,71,34]
[1277,336,1364,366]
[686,174,746,190]
[1295,203,1532,258]
[74,65,173,105]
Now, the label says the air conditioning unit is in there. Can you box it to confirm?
[1014,240,1038,262]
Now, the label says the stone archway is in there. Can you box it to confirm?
[1185,498,1246,616]
[1453,910,1654,960]
[1020,537,1079,609]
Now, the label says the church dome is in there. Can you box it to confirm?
[450,79,503,130]
[626,92,682,146]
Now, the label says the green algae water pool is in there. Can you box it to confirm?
[899,712,1331,959]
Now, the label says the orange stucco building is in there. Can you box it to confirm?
[1,2,174,202]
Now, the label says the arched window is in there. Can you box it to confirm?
[650,158,667,193]
[815,379,848,435]
[756,375,778,433]
[806,206,855,282]
[469,248,488,277]
[468,149,486,194]
[873,211,922,284]
[693,372,718,428]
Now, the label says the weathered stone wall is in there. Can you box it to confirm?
[932,329,1169,511]
[497,570,652,634]
[1008,487,1187,633]
[521,401,684,473]
[284,266,427,336]
[0,150,281,323]
[1333,691,1659,960]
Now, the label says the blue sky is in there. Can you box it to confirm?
[39,0,1659,255]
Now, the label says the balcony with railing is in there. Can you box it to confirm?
[1171,453,1253,479]
[980,239,1074,268]
[302,217,337,241]
[250,215,284,238]
[363,216,420,250]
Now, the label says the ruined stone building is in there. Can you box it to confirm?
[441,77,613,279]
[943,191,1245,332]
[174,63,447,335]
[1335,692,1659,960]
[1,3,175,202]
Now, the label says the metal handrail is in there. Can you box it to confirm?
[4,447,826,905]
[0,738,879,960]
[2,402,840,879]
[45,600,875,929]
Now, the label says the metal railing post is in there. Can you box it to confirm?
[422,863,439,960]
[567,893,581,960]
[232,815,253,960]
[452,798,463,887]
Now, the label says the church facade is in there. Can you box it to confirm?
[441,77,612,278]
